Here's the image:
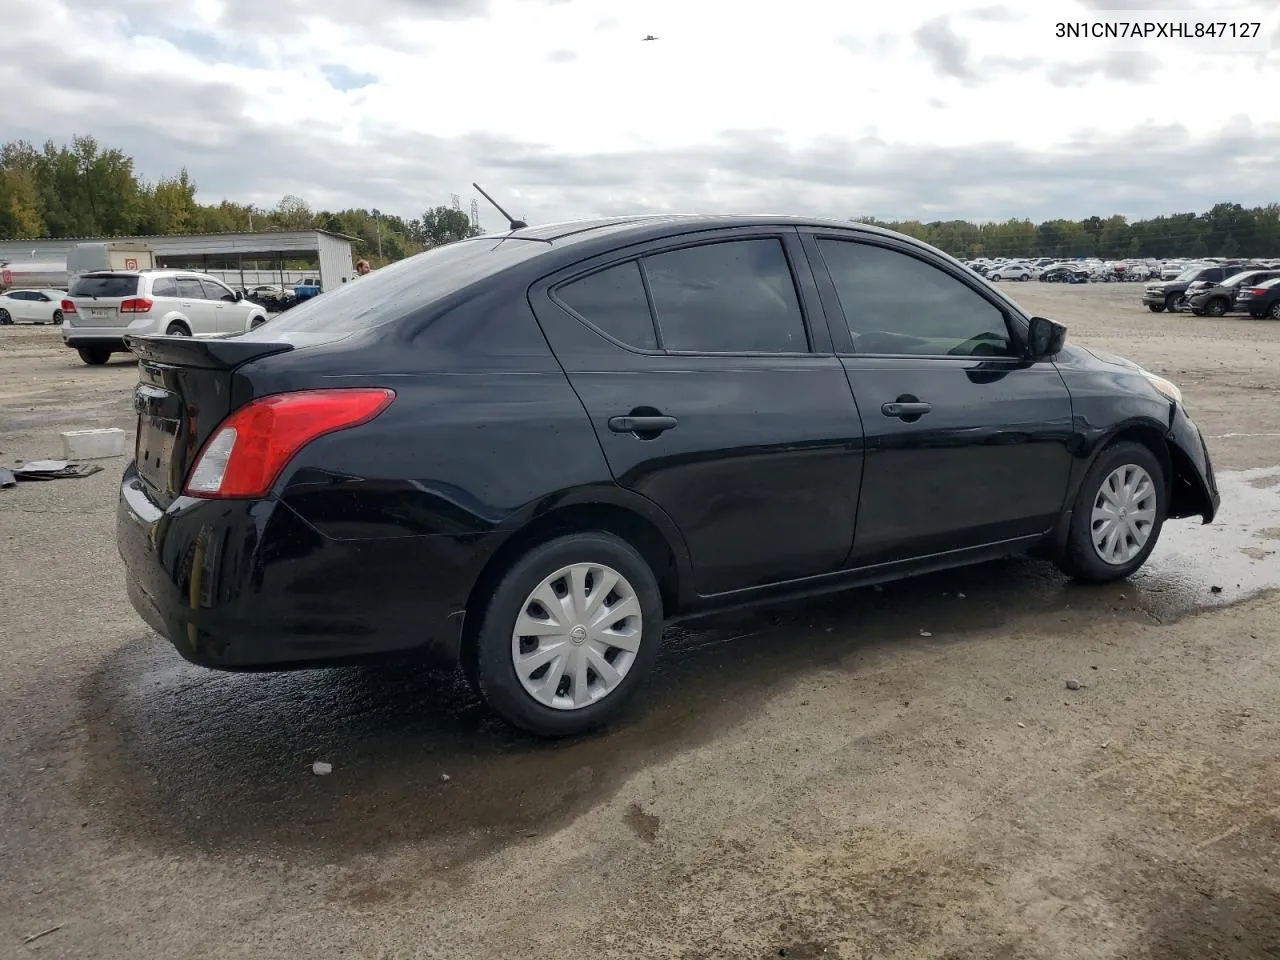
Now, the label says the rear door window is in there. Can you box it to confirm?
[641,239,809,353]
[554,261,658,350]
[151,278,178,298]
[70,275,139,298]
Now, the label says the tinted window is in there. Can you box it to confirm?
[818,239,1012,357]
[69,275,139,298]
[152,278,178,298]
[176,278,205,299]
[642,239,807,353]
[240,236,552,342]
[555,261,657,349]
[200,279,236,302]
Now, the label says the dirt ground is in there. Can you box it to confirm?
[2,283,1280,960]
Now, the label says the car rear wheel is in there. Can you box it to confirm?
[1205,298,1229,317]
[1056,441,1166,584]
[165,322,190,336]
[1270,301,1280,320]
[77,347,110,365]
[471,531,664,737]
[52,310,63,325]
[0,308,11,325]
[1019,274,1029,281]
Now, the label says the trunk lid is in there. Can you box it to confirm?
[127,335,294,506]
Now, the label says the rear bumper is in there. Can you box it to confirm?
[63,335,128,351]
[117,463,479,670]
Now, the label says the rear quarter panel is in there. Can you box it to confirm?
[252,287,622,580]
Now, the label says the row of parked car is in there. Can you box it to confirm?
[1141,262,1280,318]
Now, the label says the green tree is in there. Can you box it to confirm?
[414,204,482,246]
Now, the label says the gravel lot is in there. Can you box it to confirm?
[2,283,1279,959]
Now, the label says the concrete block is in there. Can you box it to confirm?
[60,428,127,460]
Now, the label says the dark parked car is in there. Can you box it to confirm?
[1039,264,1090,284]
[1187,270,1280,316]
[117,216,1220,736]
[1142,263,1242,313]
[1240,276,1280,319]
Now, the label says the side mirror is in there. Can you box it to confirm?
[1026,316,1067,361]
[234,290,244,301]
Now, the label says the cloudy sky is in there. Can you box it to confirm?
[1,0,1277,229]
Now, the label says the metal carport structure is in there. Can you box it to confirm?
[0,229,359,293]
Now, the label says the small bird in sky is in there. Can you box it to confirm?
[642,34,658,41]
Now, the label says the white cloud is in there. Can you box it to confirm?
[0,0,1277,231]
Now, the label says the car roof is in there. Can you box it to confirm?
[497,214,915,245]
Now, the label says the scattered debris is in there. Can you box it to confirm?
[440,773,451,783]
[1211,585,1224,594]
[919,630,932,637]
[312,761,332,776]
[1066,679,1084,691]
[3,460,103,484]
[1101,741,1111,749]
[1004,695,1014,702]
[1016,722,1026,729]
[0,466,14,488]
[957,592,967,599]
[23,925,62,945]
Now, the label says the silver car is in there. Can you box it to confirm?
[60,269,269,365]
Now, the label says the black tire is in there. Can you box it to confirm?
[52,310,63,325]
[1148,304,1165,313]
[1165,294,1180,313]
[77,347,111,365]
[471,531,664,737]
[165,322,191,336]
[1205,298,1229,318]
[1270,301,1280,320]
[1056,441,1167,584]
[0,308,11,325]
[1019,274,1029,281]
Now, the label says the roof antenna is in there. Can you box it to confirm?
[472,182,527,231]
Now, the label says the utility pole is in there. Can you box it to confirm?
[371,208,383,260]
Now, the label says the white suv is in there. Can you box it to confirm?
[60,269,269,365]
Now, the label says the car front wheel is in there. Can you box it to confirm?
[1056,441,1166,583]
[471,531,664,737]
[1148,303,1165,313]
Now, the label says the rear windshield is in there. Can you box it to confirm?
[239,237,550,341]
[70,275,139,298]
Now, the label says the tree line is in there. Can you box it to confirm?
[857,204,1280,261]
[0,135,482,266]
[3,136,1277,263]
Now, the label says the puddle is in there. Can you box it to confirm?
[75,468,1280,866]
[1132,465,1280,617]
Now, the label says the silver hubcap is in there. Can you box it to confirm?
[511,562,643,711]
[1091,464,1157,565]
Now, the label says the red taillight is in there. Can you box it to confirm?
[61,299,77,314]
[184,389,395,499]
[120,297,154,313]
[1247,287,1268,296]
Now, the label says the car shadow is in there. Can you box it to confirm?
[73,556,1172,868]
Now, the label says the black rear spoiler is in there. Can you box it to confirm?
[124,334,294,370]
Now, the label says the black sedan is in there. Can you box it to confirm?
[1239,276,1280,319]
[117,216,1220,736]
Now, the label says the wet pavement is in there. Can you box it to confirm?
[5,288,1280,958]
[70,466,1280,878]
